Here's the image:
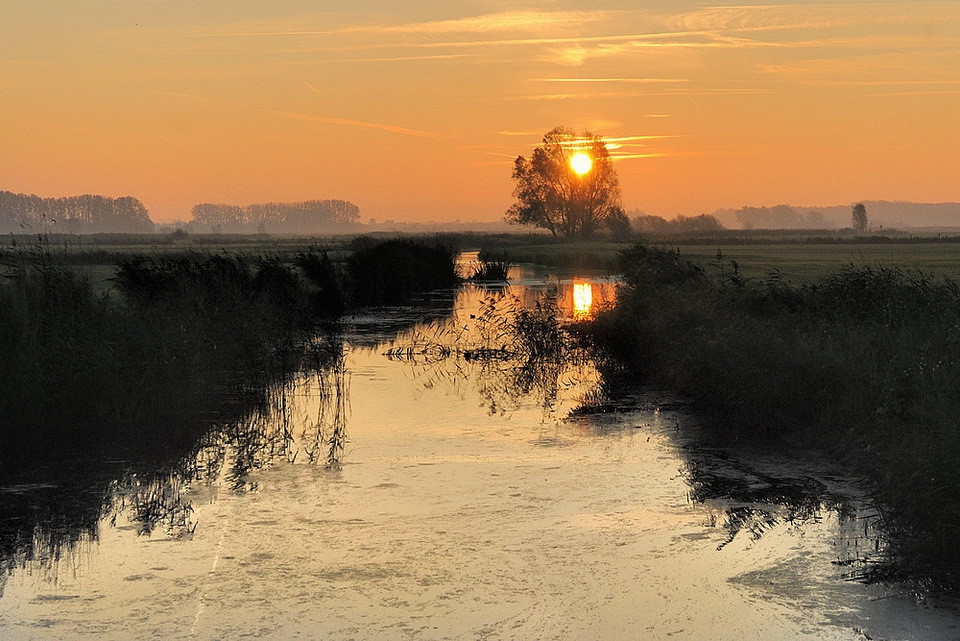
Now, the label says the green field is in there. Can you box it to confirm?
[474,234,960,282]
[674,243,960,282]
[7,231,960,292]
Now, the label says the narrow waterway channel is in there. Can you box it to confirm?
[0,258,958,640]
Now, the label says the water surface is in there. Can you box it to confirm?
[0,265,957,640]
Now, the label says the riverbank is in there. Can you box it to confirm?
[0,237,458,472]
[586,243,960,590]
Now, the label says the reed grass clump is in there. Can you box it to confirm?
[588,242,960,589]
[468,260,510,282]
[346,237,459,305]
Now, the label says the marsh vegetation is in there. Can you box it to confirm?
[0,235,456,470]
[588,242,960,588]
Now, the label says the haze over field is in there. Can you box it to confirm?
[3,1,959,223]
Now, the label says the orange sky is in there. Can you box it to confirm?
[3,2,959,223]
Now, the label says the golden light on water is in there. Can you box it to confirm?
[569,152,592,176]
[572,282,593,320]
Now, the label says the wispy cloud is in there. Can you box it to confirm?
[533,78,689,84]
[511,87,767,101]
[670,3,960,35]
[151,88,444,138]
[263,109,443,138]
[191,10,617,39]
[328,53,477,63]
[339,10,616,35]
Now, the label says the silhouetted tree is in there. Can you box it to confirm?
[852,202,868,233]
[605,207,632,236]
[506,127,623,239]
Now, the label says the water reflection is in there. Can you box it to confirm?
[682,441,883,577]
[0,331,353,594]
[572,281,593,320]
[384,286,597,417]
[0,270,895,626]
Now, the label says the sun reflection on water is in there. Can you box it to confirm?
[572,281,593,320]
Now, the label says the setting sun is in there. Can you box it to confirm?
[569,152,593,176]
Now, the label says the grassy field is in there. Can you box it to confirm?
[673,242,960,282]
[11,230,960,284]
[466,230,960,281]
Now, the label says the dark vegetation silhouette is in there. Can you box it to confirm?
[468,259,510,282]
[587,242,960,589]
[852,202,869,233]
[0,191,154,234]
[346,237,459,305]
[0,236,457,473]
[506,127,624,238]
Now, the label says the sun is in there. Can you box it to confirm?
[569,151,593,176]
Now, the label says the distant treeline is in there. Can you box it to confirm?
[712,201,960,230]
[0,191,362,236]
[0,191,154,234]
[631,213,724,234]
[188,200,361,234]
[726,205,831,230]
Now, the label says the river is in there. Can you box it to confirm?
[0,257,958,640]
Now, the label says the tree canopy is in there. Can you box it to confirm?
[852,202,868,233]
[506,127,623,239]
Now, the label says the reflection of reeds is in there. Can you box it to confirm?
[121,475,197,537]
[385,288,591,415]
[306,339,350,467]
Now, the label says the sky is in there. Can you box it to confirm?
[3,1,960,224]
